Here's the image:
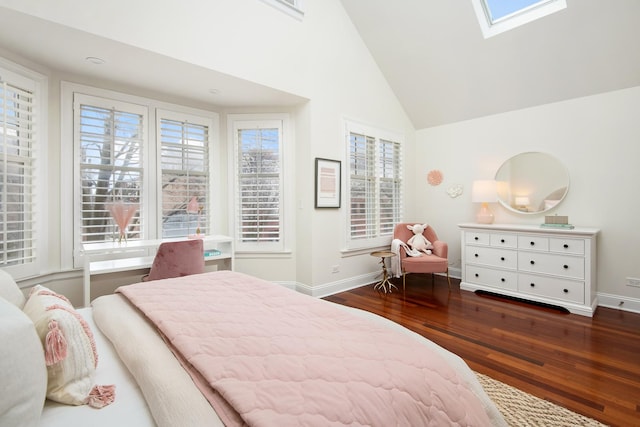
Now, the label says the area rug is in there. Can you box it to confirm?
[476,373,607,427]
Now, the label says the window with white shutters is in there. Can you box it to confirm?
[346,120,403,250]
[0,70,38,269]
[379,139,402,236]
[75,94,145,243]
[158,111,211,238]
[233,119,283,252]
[65,84,219,269]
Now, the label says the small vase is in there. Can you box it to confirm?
[107,201,138,244]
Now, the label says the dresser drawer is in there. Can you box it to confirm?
[518,235,549,251]
[466,265,518,291]
[518,273,585,304]
[466,231,491,246]
[465,246,517,269]
[549,237,585,255]
[490,233,518,248]
[518,251,585,279]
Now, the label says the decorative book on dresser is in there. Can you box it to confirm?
[459,223,599,317]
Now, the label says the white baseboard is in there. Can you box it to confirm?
[596,292,640,314]
[289,272,379,298]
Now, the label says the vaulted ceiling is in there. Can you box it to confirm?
[1,2,639,130]
[339,0,640,128]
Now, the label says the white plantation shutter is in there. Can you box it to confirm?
[379,139,402,235]
[346,121,403,249]
[234,120,283,251]
[76,94,144,243]
[0,73,36,267]
[349,132,376,240]
[159,111,211,238]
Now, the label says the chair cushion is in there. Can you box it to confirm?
[401,254,448,274]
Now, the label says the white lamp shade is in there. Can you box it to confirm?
[515,196,530,206]
[471,180,498,203]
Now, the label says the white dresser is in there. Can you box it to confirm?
[459,223,599,317]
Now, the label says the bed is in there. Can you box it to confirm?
[1,270,507,427]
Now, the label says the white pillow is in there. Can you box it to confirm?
[0,296,47,427]
[22,285,115,408]
[0,268,26,308]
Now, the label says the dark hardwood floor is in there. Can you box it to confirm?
[323,275,640,427]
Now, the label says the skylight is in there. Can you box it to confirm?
[471,0,566,38]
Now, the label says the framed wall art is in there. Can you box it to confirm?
[314,158,341,208]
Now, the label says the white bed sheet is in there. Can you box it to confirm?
[38,307,156,427]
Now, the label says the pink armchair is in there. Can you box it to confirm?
[142,239,205,282]
[393,223,450,291]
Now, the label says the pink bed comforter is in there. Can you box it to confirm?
[117,271,494,426]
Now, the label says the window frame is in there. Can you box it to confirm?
[343,119,403,252]
[73,93,148,247]
[228,113,292,255]
[156,109,215,239]
[61,82,220,269]
[0,58,47,279]
[471,0,567,38]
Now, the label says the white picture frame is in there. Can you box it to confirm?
[314,158,341,208]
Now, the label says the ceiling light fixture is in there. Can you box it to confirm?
[85,56,105,65]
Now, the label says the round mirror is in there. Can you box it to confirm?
[495,152,569,215]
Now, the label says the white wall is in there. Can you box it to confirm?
[415,86,640,309]
[0,0,414,298]
[8,0,635,311]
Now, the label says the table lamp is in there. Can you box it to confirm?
[472,180,498,224]
[515,196,530,211]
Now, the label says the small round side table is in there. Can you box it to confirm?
[370,250,398,293]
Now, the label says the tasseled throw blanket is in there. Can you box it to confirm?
[390,238,423,277]
[117,271,496,427]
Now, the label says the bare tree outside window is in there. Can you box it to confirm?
[79,104,142,243]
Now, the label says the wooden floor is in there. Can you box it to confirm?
[323,275,640,427]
